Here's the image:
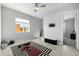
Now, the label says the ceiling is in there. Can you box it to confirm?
[2,3,70,19]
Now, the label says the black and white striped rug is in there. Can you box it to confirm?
[11,41,52,56]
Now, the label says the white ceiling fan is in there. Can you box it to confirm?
[34,3,46,12]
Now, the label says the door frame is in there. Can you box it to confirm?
[61,10,78,48]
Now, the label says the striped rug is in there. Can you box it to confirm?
[11,41,52,56]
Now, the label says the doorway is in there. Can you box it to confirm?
[63,12,76,48]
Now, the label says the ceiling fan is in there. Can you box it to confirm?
[34,3,46,12]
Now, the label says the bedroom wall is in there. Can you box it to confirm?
[43,13,63,45]
[43,3,79,46]
[1,6,43,42]
[64,18,75,37]
[63,18,75,47]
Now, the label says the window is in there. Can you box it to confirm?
[15,18,30,32]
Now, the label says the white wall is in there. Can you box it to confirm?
[43,3,79,46]
[44,13,63,45]
[1,6,43,42]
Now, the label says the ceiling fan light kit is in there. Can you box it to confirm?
[34,3,46,12]
[34,6,38,12]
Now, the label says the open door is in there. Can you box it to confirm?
[62,11,77,48]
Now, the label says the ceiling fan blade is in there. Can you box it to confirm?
[39,4,46,7]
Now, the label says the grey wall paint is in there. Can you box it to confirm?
[1,6,43,42]
[64,18,75,37]
[63,18,75,47]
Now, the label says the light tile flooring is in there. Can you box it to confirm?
[50,45,79,56]
[34,39,79,56]
[63,36,75,47]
